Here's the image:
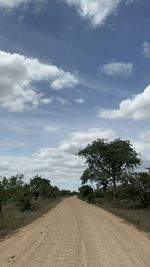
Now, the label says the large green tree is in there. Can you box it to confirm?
[78,138,141,198]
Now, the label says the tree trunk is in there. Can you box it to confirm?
[34,191,39,200]
[102,182,108,193]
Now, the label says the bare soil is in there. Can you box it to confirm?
[0,197,150,267]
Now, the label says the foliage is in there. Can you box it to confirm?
[80,171,150,209]
[78,138,141,198]
[0,174,71,213]
[81,167,110,193]
[30,175,51,198]
[79,185,93,198]
[126,172,150,208]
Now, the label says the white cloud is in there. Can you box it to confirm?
[54,96,69,106]
[74,98,84,104]
[59,127,116,154]
[0,127,149,190]
[0,127,116,190]
[0,50,78,112]
[142,42,150,58]
[3,141,26,152]
[99,61,133,76]
[39,96,70,106]
[40,98,53,104]
[133,141,150,163]
[0,0,45,9]
[51,72,78,90]
[65,0,124,27]
[98,85,150,121]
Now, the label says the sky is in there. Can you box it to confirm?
[0,0,150,190]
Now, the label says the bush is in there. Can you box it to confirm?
[95,198,106,204]
[93,190,104,198]
[79,185,93,198]
[86,193,94,202]
[105,188,114,200]
[119,199,143,209]
[117,184,139,201]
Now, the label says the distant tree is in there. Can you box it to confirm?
[0,174,25,212]
[30,175,51,198]
[20,184,32,211]
[7,174,24,203]
[78,138,141,199]
[1,177,9,203]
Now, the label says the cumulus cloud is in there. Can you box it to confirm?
[98,85,150,121]
[0,0,45,9]
[74,98,84,104]
[54,97,69,106]
[133,141,150,163]
[51,73,78,90]
[65,0,125,27]
[1,127,149,190]
[59,127,116,154]
[99,61,133,77]
[0,50,78,112]
[0,127,116,189]
[142,42,150,58]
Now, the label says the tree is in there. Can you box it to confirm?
[20,184,32,211]
[30,175,51,198]
[0,177,9,212]
[127,172,150,208]
[80,167,110,193]
[78,138,141,199]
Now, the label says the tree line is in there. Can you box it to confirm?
[0,174,72,213]
[78,138,150,209]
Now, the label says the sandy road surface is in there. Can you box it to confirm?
[0,197,150,267]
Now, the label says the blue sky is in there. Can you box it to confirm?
[0,0,150,190]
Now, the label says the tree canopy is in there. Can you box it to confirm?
[78,138,141,198]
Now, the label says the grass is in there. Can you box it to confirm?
[93,199,150,234]
[0,197,62,239]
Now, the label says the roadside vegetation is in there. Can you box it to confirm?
[78,138,150,233]
[0,174,73,238]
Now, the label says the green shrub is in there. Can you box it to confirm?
[78,185,93,198]
[105,188,114,200]
[87,193,94,202]
[93,190,104,198]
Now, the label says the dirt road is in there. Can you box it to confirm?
[0,197,150,267]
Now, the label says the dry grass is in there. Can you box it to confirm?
[0,197,62,239]
[95,199,150,234]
